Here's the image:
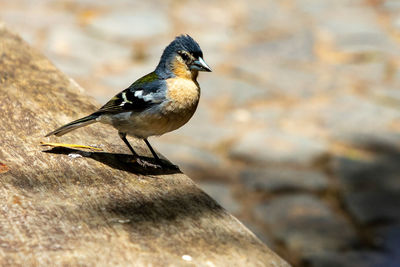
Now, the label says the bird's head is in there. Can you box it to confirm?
[156,35,212,80]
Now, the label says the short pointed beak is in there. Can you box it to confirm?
[191,57,212,72]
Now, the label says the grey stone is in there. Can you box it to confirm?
[156,103,236,146]
[295,0,339,15]
[0,6,75,45]
[88,11,170,39]
[317,7,392,54]
[152,141,227,181]
[230,129,327,166]
[304,250,397,267]
[335,154,400,226]
[46,25,131,75]
[373,86,400,105]
[384,1,400,12]
[200,75,270,106]
[198,182,240,214]
[344,190,400,224]
[335,156,400,192]
[374,225,400,259]
[242,30,315,62]
[255,195,357,255]
[334,62,386,85]
[240,168,329,192]
[241,220,273,247]
[319,95,400,144]
[245,0,300,34]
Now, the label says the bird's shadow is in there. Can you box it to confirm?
[43,147,181,176]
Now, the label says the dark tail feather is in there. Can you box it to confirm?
[45,114,99,137]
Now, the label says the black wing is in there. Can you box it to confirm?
[95,72,166,115]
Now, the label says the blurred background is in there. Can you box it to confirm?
[2,0,400,266]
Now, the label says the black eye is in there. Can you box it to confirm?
[179,52,190,62]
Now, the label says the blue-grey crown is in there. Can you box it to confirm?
[156,34,203,77]
[172,35,203,58]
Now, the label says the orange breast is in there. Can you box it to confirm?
[163,77,200,131]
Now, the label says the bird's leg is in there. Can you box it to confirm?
[144,138,178,169]
[118,132,139,156]
[143,138,161,162]
[119,132,160,168]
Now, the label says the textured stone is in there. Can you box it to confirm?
[230,129,327,166]
[384,0,400,12]
[316,7,392,53]
[198,182,240,214]
[241,220,273,247]
[242,30,314,62]
[241,168,329,192]
[335,154,400,225]
[157,103,236,146]
[319,95,400,144]
[152,141,228,181]
[344,190,400,224]
[304,251,396,267]
[46,25,131,76]
[200,75,270,106]
[245,0,292,33]
[335,156,400,192]
[255,195,357,255]
[375,225,400,260]
[88,10,170,39]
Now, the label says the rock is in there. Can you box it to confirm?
[88,10,170,39]
[316,6,392,54]
[198,182,240,214]
[240,220,273,247]
[152,141,228,181]
[240,168,329,192]
[344,190,400,225]
[335,155,400,224]
[319,95,400,144]
[230,129,327,166]
[335,156,400,192]
[200,75,270,106]
[383,0,400,12]
[46,25,131,76]
[241,30,315,62]
[374,225,400,260]
[245,0,296,34]
[156,103,236,146]
[304,250,396,267]
[255,194,357,256]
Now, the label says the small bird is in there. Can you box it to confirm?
[46,34,211,167]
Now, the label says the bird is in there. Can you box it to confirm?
[45,34,211,167]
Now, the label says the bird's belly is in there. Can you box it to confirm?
[101,103,197,138]
[134,108,196,137]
